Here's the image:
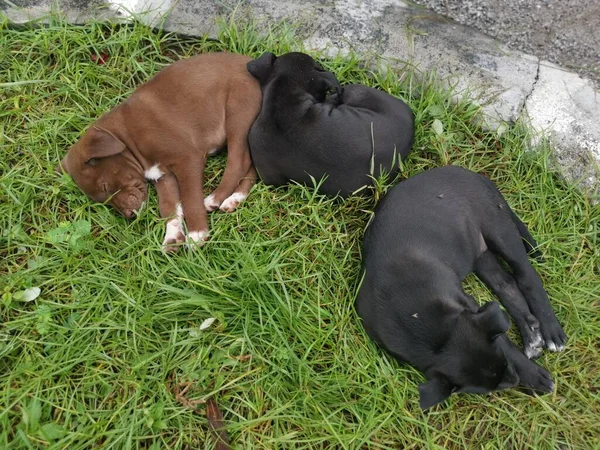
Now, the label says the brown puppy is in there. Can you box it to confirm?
[57,52,261,252]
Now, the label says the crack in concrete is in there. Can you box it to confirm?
[522,57,541,112]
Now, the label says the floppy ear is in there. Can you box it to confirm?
[419,377,453,410]
[477,302,511,337]
[247,52,277,83]
[84,126,127,164]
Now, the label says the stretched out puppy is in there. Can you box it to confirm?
[247,52,414,197]
[356,166,567,409]
[57,52,261,252]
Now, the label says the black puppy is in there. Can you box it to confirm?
[356,166,567,409]
[247,52,414,197]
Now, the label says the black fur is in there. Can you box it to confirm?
[247,52,415,197]
[356,166,567,409]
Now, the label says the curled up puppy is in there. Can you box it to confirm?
[246,52,414,197]
[57,52,262,252]
[356,166,567,409]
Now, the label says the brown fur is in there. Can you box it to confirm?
[206,397,230,450]
[57,52,262,250]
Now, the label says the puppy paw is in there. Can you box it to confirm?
[522,318,543,359]
[519,363,555,394]
[204,194,221,212]
[186,230,210,249]
[524,331,544,360]
[540,318,567,353]
[219,192,247,213]
[162,218,186,253]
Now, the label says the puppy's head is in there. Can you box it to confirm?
[57,126,147,219]
[247,52,342,101]
[419,301,518,409]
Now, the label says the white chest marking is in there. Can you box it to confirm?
[144,164,164,181]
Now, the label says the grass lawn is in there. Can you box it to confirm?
[1,14,599,449]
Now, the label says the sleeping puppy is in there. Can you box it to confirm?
[356,166,567,409]
[57,52,261,252]
[247,52,414,197]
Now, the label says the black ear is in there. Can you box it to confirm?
[419,377,453,410]
[247,52,277,83]
[477,302,510,337]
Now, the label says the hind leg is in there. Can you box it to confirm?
[484,230,567,352]
[204,135,252,211]
[204,89,259,212]
[475,250,543,358]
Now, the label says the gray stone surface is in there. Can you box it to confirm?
[411,0,600,90]
[2,0,600,198]
[525,61,600,196]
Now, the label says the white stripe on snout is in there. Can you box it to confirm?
[220,192,247,211]
[144,164,164,181]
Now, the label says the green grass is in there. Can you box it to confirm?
[1,13,599,450]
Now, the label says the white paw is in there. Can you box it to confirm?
[186,230,210,249]
[161,204,185,253]
[524,330,543,359]
[546,341,558,352]
[161,217,185,253]
[219,192,247,213]
[204,194,220,212]
[525,343,542,359]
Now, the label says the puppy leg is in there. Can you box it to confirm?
[204,88,259,212]
[173,159,210,248]
[498,335,554,394]
[484,231,567,353]
[475,250,543,358]
[154,173,185,253]
[219,166,257,213]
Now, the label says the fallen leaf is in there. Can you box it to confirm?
[14,287,41,302]
[432,119,444,136]
[199,317,216,330]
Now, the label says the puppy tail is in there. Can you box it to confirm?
[509,208,544,262]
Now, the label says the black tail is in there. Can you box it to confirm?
[509,208,544,261]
